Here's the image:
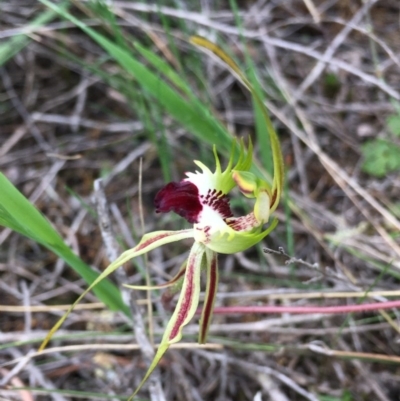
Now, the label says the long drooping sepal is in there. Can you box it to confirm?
[38,229,194,352]
[128,242,206,400]
[123,259,187,290]
[190,36,284,213]
[199,249,218,344]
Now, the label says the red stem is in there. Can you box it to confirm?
[209,300,400,315]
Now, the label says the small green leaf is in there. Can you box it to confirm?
[0,4,66,67]
[361,138,400,177]
[387,114,400,137]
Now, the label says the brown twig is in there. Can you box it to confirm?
[93,178,165,401]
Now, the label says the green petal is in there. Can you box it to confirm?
[207,218,279,254]
[190,36,284,213]
[189,138,253,196]
[128,242,205,399]
[254,189,271,224]
[215,138,254,194]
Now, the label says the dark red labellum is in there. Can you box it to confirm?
[154,181,202,224]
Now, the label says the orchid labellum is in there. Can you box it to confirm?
[39,37,284,399]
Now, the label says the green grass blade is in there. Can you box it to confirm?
[0,3,68,66]
[0,173,129,315]
[39,0,233,152]
[133,92,172,182]
[283,169,294,256]
[86,0,130,52]
[229,0,273,175]
[8,387,148,400]
[132,41,191,95]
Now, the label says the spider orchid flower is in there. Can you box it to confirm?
[39,37,284,400]
[120,138,283,396]
[39,139,283,398]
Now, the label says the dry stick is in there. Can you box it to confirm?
[292,0,378,105]
[278,76,400,237]
[20,281,32,335]
[323,16,400,70]
[0,126,28,158]
[110,203,137,248]
[138,158,154,345]
[302,0,320,23]
[0,66,51,152]
[308,343,400,364]
[102,142,151,186]
[28,1,399,99]
[93,179,166,401]
[0,322,391,347]
[70,74,89,133]
[260,17,400,271]
[3,343,223,370]
[0,302,106,312]
[337,338,391,401]
[196,312,394,336]
[216,352,229,401]
[0,351,34,387]
[260,32,311,196]
[217,289,400,301]
[0,368,35,401]
[195,349,319,401]
[3,290,400,313]
[252,10,393,283]
[5,348,68,401]
[31,112,144,133]
[211,300,400,315]
[112,1,400,100]
[170,354,196,401]
[264,100,400,260]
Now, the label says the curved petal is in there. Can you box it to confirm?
[190,35,284,214]
[39,229,194,352]
[206,218,279,254]
[164,241,205,342]
[199,249,218,344]
[128,242,205,399]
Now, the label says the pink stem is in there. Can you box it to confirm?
[209,300,400,315]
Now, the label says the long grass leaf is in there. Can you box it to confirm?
[39,0,233,152]
[0,3,68,66]
[0,173,129,315]
[229,0,273,175]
